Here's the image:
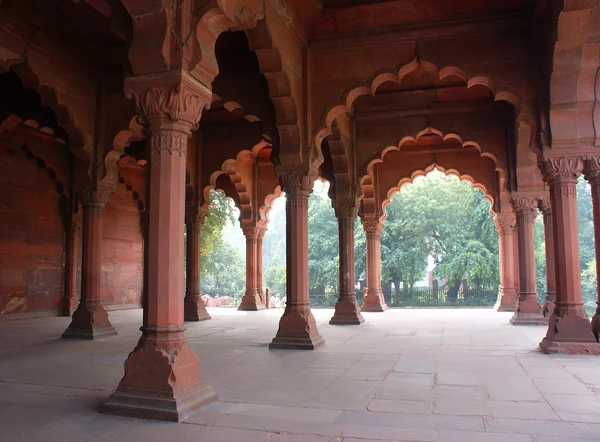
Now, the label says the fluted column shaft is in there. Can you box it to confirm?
[539,198,557,317]
[270,171,324,350]
[63,213,83,316]
[362,220,388,312]
[330,203,364,325]
[103,73,217,421]
[62,186,117,338]
[495,213,518,312]
[239,225,266,310]
[540,156,596,353]
[510,196,545,325]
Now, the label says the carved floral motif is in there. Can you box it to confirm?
[150,131,189,157]
[541,156,584,183]
[363,220,384,237]
[334,202,359,222]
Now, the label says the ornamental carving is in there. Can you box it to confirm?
[287,194,309,210]
[538,196,551,213]
[278,172,315,193]
[78,184,114,210]
[584,157,600,185]
[242,225,258,238]
[494,213,515,235]
[510,196,539,214]
[551,181,577,199]
[334,202,359,221]
[125,74,212,130]
[541,156,584,183]
[150,131,188,157]
[362,220,383,236]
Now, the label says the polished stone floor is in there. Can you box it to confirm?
[1,308,600,442]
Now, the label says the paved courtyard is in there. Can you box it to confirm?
[1,308,600,441]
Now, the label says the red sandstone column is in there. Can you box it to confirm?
[330,202,364,325]
[362,220,388,312]
[239,225,266,310]
[270,171,324,349]
[512,226,520,295]
[494,212,518,312]
[62,186,117,339]
[540,156,596,353]
[257,228,265,304]
[103,74,217,421]
[184,209,211,322]
[584,159,600,342]
[539,197,557,317]
[63,211,83,316]
[510,196,546,325]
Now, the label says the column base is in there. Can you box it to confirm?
[269,303,325,350]
[330,294,365,325]
[238,289,266,311]
[103,328,217,422]
[510,313,548,325]
[539,310,597,354]
[184,295,211,322]
[510,293,545,325]
[62,300,117,339]
[103,384,217,422]
[495,287,517,312]
[361,289,388,312]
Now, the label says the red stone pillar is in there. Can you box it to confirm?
[270,171,324,349]
[539,197,557,317]
[103,74,217,421]
[184,209,211,322]
[362,220,388,312]
[257,228,265,304]
[584,159,600,342]
[494,212,518,312]
[330,202,365,325]
[510,196,546,325]
[239,225,266,310]
[63,211,83,316]
[540,156,597,353]
[62,186,117,339]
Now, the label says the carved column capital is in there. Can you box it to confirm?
[278,171,316,194]
[242,225,258,238]
[256,225,267,240]
[510,195,538,225]
[584,156,600,186]
[124,71,212,132]
[541,155,584,184]
[78,183,115,211]
[494,212,516,236]
[362,220,384,238]
[334,201,359,223]
[538,196,551,213]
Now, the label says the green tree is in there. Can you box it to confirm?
[380,172,499,300]
[308,182,339,293]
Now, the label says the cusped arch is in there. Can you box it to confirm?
[201,150,255,223]
[104,117,145,186]
[315,57,531,167]
[259,185,283,228]
[364,127,507,187]
[382,164,496,218]
[0,59,91,177]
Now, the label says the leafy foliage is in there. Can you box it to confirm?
[375,171,499,291]
[198,191,245,296]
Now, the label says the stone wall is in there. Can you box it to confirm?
[100,183,143,308]
[0,147,66,315]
